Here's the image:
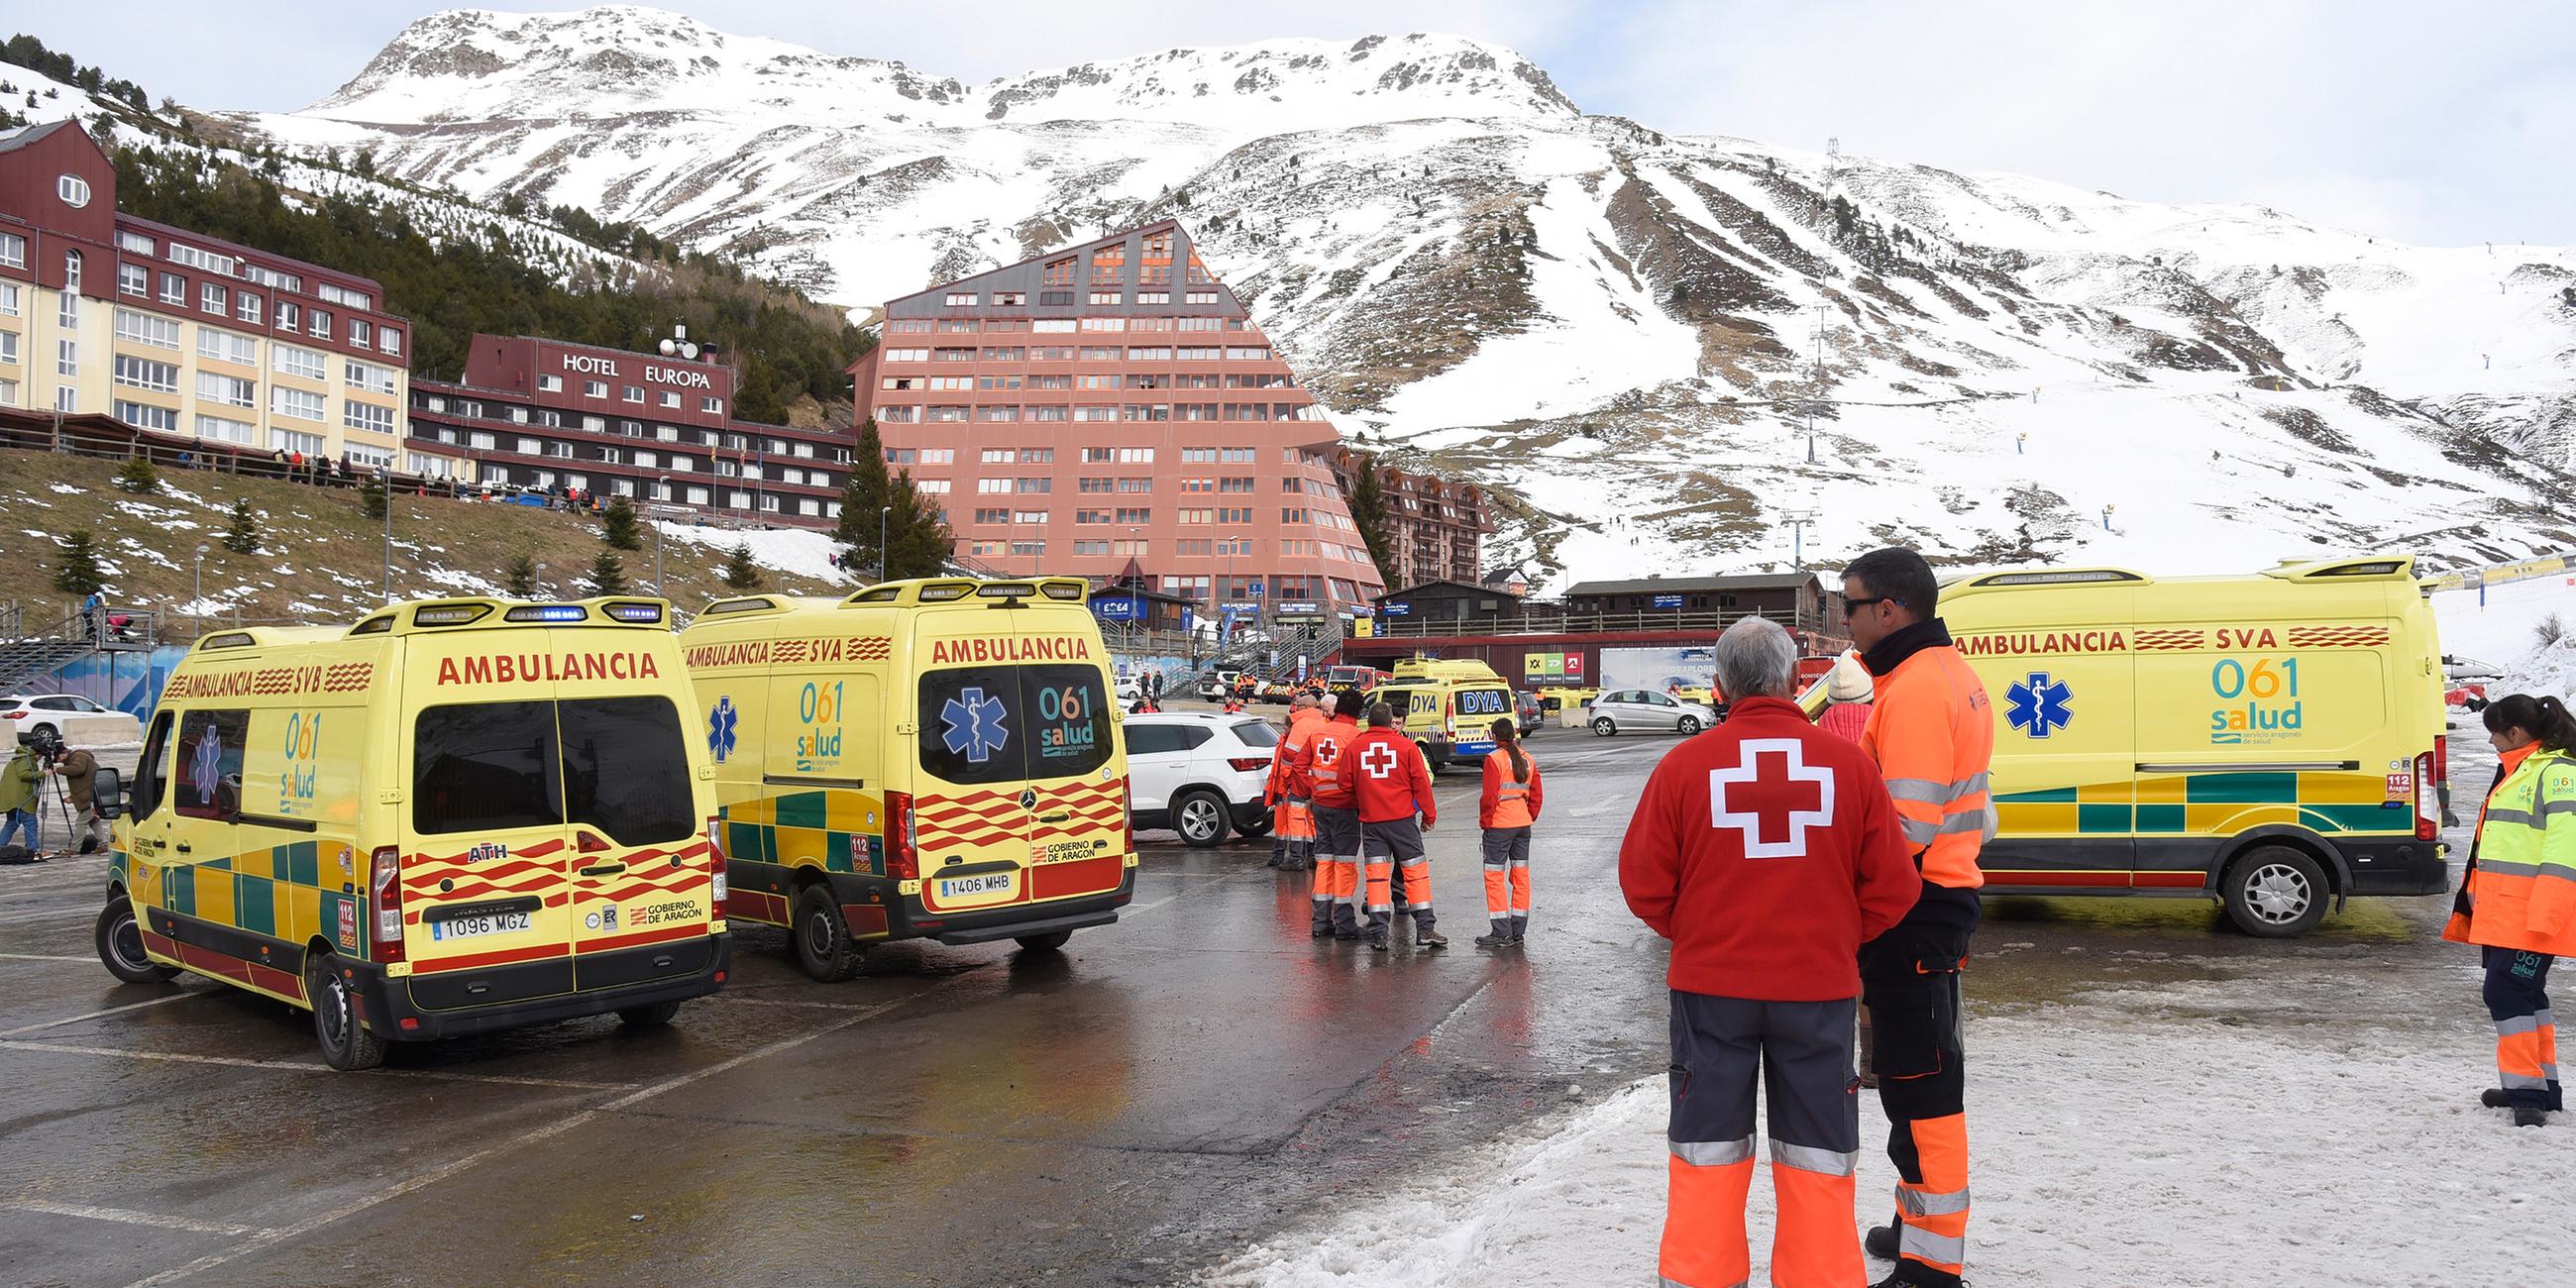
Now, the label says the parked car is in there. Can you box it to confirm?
[1125,712,1279,846]
[1115,674,1145,704]
[1587,688,1719,737]
[3,694,143,747]
[2443,655,2501,711]
[1198,669,1241,700]
[1514,690,1545,736]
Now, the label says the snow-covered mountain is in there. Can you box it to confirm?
[216,7,2576,584]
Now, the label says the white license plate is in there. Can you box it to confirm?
[937,874,1012,899]
[430,912,533,940]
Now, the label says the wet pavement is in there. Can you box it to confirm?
[0,722,2493,1287]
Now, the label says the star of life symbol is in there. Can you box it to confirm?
[188,733,224,805]
[707,696,738,763]
[1360,740,1402,779]
[2005,672,2073,739]
[1708,738,1835,859]
[941,687,1011,764]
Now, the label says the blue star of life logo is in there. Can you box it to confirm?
[707,696,738,763]
[2005,672,2073,739]
[188,732,224,803]
[942,687,1012,764]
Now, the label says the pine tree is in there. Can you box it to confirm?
[1344,454,1398,583]
[599,494,644,552]
[114,457,159,494]
[502,552,539,597]
[221,499,261,554]
[51,530,108,596]
[883,471,954,581]
[833,418,892,576]
[584,550,628,596]
[360,472,387,519]
[720,543,764,590]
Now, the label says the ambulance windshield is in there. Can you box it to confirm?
[917,665,1112,786]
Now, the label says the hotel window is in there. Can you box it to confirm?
[62,251,82,295]
[1016,447,1052,463]
[380,329,401,356]
[1074,509,1111,525]
[196,372,256,409]
[971,541,1005,558]
[469,432,497,450]
[113,355,180,393]
[1143,231,1173,258]
[1136,292,1170,305]
[117,264,148,296]
[979,405,1020,421]
[993,291,1025,306]
[1015,478,1051,493]
[1127,347,1173,362]
[1180,447,1217,464]
[270,386,326,421]
[1071,541,1111,557]
[919,448,955,464]
[1178,508,1213,525]
[115,401,176,432]
[275,300,298,331]
[244,266,299,292]
[0,233,21,269]
[1032,320,1075,334]
[1178,403,1218,421]
[1078,477,1113,493]
[237,292,262,325]
[194,414,254,445]
[976,375,1022,390]
[634,451,658,469]
[888,319,933,333]
[271,428,328,456]
[885,348,927,362]
[1218,507,1252,524]
[0,331,14,366]
[977,479,1012,493]
[1074,404,1118,422]
[877,405,917,422]
[1043,257,1075,287]
[539,375,563,392]
[945,292,979,306]
[1116,478,1152,493]
[660,391,680,408]
[1077,375,1118,390]
[701,396,723,414]
[1221,447,1257,463]
[0,282,15,315]
[1186,291,1219,304]
[980,448,1014,464]
[1010,540,1043,557]
[1177,347,1221,361]
[1030,406,1068,421]
[318,282,373,310]
[1122,404,1171,422]
[617,384,640,402]
[345,445,393,471]
[1115,506,1151,525]
[1176,316,1222,331]
[652,423,675,439]
[1012,509,1048,525]
[979,347,1024,362]
[1139,264,1171,285]
[1089,291,1122,305]
[346,360,396,393]
[974,507,1011,524]
[309,310,332,341]
[1119,447,1154,463]
[1080,317,1126,332]
[585,379,607,398]
[933,347,976,363]
[201,282,228,315]
[1227,347,1272,361]
[1090,259,1124,286]
[1180,477,1213,494]
[114,307,180,349]
[343,400,396,434]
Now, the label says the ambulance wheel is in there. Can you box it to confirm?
[306,951,386,1071]
[2222,846,2328,937]
[1591,716,1617,737]
[1173,789,1232,847]
[1015,930,1073,952]
[792,887,866,983]
[95,896,178,984]
[1676,715,1704,735]
[617,1001,683,1027]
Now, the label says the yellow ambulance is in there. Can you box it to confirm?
[1370,659,1514,772]
[679,577,1134,981]
[91,597,729,1070]
[1938,556,2446,935]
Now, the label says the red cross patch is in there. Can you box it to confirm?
[1360,741,1402,779]
[1707,738,1834,858]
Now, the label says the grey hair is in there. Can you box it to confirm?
[1713,617,1797,701]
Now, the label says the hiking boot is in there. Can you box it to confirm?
[2516,1107,2548,1127]
[1417,929,1449,949]
[1474,930,1513,947]
[1333,927,1363,941]
[1865,1222,1899,1261]
[1311,922,1333,939]
[2483,1089,2512,1109]
[1368,934,1389,952]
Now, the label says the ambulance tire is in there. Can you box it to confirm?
[306,951,387,1071]
[617,1001,683,1027]
[1172,789,1232,847]
[2221,845,2329,937]
[1015,931,1074,952]
[95,896,178,984]
[792,886,866,983]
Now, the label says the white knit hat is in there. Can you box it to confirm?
[1825,651,1874,703]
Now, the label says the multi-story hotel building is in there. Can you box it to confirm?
[848,220,1387,612]
[0,121,411,465]
[1330,449,1492,590]
[408,333,856,525]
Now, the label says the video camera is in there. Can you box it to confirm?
[16,725,64,764]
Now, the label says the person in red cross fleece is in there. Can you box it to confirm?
[1620,617,1919,1288]
[1350,700,1447,952]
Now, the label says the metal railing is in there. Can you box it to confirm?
[1363,605,1827,639]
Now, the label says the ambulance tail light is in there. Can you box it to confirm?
[1119,776,1135,855]
[886,791,919,881]
[369,846,404,964]
[705,816,728,903]
[2415,746,2440,841]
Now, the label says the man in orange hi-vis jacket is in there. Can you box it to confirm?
[1266,694,1326,872]
[1307,690,1368,940]
[1621,617,1920,1288]
[1839,547,1995,1288]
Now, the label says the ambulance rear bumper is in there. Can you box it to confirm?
[2334,836,2448,897]
[901,865,1136,946]
[356,933,732,1041]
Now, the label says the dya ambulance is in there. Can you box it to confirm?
[1937,557,2446,935]
[92,597,729,1070]
[1375,658,1512,771]
[680,577,1134,982]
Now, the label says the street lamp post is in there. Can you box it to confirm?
[535,562,549,600]
[192,544,209,626]
[379,468,393,604]
[879,504,892,583]
[654,475,671,593]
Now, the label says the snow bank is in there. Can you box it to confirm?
[2432,573,2574,701]
[651,521,854,587]
[1209,1005,2573,1288]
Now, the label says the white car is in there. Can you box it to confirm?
[1587,688,1719,737]
[1115,674,1145,704]
[4,694,143,747]
[1123,712,1278,847]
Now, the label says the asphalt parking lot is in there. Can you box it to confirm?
[0,723,2487,1287]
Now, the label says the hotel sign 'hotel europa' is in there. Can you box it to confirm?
[558,351,716,391]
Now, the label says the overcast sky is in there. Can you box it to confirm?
[18,0,2570,246]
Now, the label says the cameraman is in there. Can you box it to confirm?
[1,737,38,853]
[35,732,110,855]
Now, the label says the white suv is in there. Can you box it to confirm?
[1124,712,1278,846]
[1587,688,1718,737]
[3,694,144,747]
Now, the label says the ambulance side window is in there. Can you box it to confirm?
[560,697,695,845]
[414,702,562,835]
[172,708,249,821]
[131,711,173,819]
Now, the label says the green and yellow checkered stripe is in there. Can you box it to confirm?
[720,788,885,877]
[152,840,358,949]
[1996,772,2410,837]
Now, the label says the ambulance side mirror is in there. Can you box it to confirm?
[93,767,126,820]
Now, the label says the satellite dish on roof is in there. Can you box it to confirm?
[680,342,699,360]
[658,339,678,356]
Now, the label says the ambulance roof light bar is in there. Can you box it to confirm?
[1967,569,2146,588]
